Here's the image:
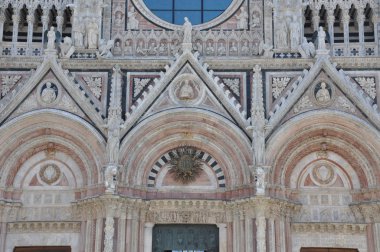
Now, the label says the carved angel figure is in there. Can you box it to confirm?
[97,39,115,58]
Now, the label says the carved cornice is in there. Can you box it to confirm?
[7,221,81,233]
[350,201,380,223]
[292,222,367,234]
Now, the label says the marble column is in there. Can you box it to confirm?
[125,213,132,251]
[85,219,94,252]
[256,216,266,252]
[94,218,103,252]
[232,211,240,252]
[373,223,380,252]
[118,217,126,252]
[41,8,49,48]
[279,218,286,252]
[245,218,253,252]
[26,13,34,55]
[130,214,139,251]
[357,10,365,56]
[0,222,6,252]
[327,9,335,46]
[56,10,64,34]
[143,222,154,252]
[268,218,276,252]
[11,11,20,55]
[103,217,115,252]
[217,223,227,252]
[311,8,320,32]
[342,8,350,56]
[0,10,5,43]
[373,15,379,56]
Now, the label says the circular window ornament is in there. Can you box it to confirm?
[39,164,61,185]
[310,162,336,186]
[133,0,243,30]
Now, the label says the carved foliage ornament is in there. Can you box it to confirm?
[354,77,376,99]
[272,77,290,99]
[168,147,203,184]
[1,75,21,96]
[83,76,102,99]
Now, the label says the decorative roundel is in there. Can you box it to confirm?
[39,164,61,185]
[143,0,233,25]
[169,74,205,105]
[37,81,60,105]
[312,81,334,106]
[311,162,336,186]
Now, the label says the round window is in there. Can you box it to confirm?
[143,0,233,25]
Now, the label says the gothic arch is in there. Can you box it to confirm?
[120,108,252,190]
[0,109,106,199]
[266,110,380,198]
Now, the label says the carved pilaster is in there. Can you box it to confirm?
[105,65,124,193]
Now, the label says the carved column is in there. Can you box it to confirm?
[125,212,133,251]
[327,9,335,46]
[11,11,20,55]
[26,13,34,55]
[311,8,320,32]
[357,10,365,56]
[342,8,350,56]
[130,210,139,251]
[143,222,154,252]
[118,216,126,252]
[56,10,64,34]
[217,223,227,252]
[279,217,287,252]
[232,211,241,252]
[94,218,103,252]
[85,219,94,252]
[245,217,253,252]
[256,215,266,252]
[103,216,115,252]
[373,223,380,252]
[0,222,6,252]
[268,218,276,252]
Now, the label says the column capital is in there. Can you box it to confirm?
[12,14,20,23]
[216,223,227,229]
[144,222,155,228]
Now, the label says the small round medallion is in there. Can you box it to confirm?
[39,164,61,185]
[313,82,333,105]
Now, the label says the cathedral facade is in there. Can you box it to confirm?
[0,0,379,251]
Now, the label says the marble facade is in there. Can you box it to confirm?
[0,0,379,251]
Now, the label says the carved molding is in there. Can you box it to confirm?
[292,222,367,234]
[7,221,81,233]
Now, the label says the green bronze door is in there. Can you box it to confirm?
[152,224,219,252]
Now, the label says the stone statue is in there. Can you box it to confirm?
[317,26,326,50]
[289,16,301,50]
[113,41,122,55]
[41,82,57,104]
[299,37,316,58]
[179,80,194,100]
[97,39,114,58]
[86,20,99,49]
[205,41,214,55]
[127,7,139,29]
[276,20,288,48]
[73,19,84,47]
[104,164,118,193]
[241,41,250,55]
[255,166,266,195]
[217,42,226,56]
[316,82,330,102]
[252,12,260,28]
[47,27,56,50]
[259,41,273,58]
[59,37,75,58]
[230,41,238,54]
[114,12,123,27]
[236,6,248,29]
[183,17,192,43]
